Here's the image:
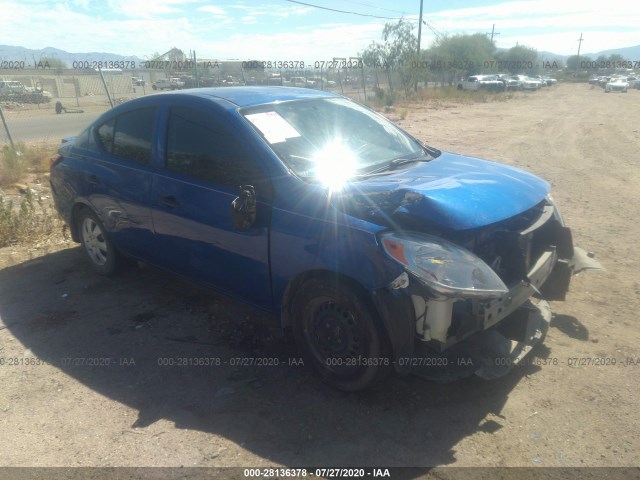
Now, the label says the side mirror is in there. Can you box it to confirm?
[231,185,257,231]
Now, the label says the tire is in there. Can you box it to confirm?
[291,277,391,391]
[77,209,120,276]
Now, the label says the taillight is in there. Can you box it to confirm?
[50,153,63,169]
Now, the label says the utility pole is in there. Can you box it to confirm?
[576,33,583,74]
[487,24,500,42]
[417,0,424,55]
[193,50,199,87]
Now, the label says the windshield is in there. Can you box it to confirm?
[241,97,432,187]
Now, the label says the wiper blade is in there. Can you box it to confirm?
[362,155,430,176]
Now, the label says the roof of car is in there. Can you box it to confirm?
[158,86,340,108]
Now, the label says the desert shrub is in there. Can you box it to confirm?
[0,188,63,247]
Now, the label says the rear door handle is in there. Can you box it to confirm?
[159,196,180,208]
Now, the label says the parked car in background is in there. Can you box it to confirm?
[222,76,243,86]
[151,78,185,90]
[510,75,540,91]
[588,76,600,86]
[1,80,51,103]
[625,76,640,89]
[306,77,336,89]
[131,77,145,86]
[605,77,628,93]
[24,86,53,98]
[598,76,612,88]
[542,76,557,86]
[0,80,26,94]
[528,75,547,87]
[289,77,307,87]
[495,74,520,91]
[49,87,599,391]
[457,75,505,91]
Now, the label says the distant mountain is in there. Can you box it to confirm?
[583,45,640,60]
[0,45,144,68]
[504,46,640,63]
[537,51,569,63]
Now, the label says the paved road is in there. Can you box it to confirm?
[4,111,100,142]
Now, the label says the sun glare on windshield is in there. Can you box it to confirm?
[312,141,357,190]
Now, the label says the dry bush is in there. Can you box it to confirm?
[0,188,63,248]
[0,141,57,186]
[0,141,63,247]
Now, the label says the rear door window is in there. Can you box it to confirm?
[97,108,156,165]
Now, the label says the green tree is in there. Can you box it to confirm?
[595,55,608,69]
[427,33,496,78]
[608,53,626,63]
[360,41,387,89]
[566,55,581,70]
[495,45,538,73]
[381,18,418,68]
[360,18,418,92]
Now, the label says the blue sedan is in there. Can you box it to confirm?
[50,87,595,391]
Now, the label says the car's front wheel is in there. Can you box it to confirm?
[77,209,120,276]
[291,277,391,391]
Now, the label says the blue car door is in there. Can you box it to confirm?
[150,104,273,309]
[83,106,157,259]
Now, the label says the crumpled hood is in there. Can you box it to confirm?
[336,152,550,231]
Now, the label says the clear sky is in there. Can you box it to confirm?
[1,0,639,59]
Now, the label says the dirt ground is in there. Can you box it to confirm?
[0,83,639,475]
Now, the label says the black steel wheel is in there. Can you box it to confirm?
[291,277,391,391]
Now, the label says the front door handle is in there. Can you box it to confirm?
[159,196,180,208]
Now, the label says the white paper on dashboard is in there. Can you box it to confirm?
[245,111,301,144]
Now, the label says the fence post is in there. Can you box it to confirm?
[0,107,15,150]
[97,67,114,108]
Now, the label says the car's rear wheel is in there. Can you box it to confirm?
[77,209,119,276]
[291,277,391,391]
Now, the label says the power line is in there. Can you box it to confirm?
[425,21,443,39]
[282,0,402,19]
[338,0,408,16]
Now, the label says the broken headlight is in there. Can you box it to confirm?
[380,232,508,299]
[546,194,565,226]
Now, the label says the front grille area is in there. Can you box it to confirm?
[471,201,569,287]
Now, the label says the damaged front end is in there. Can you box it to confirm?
[371,196,602,382]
